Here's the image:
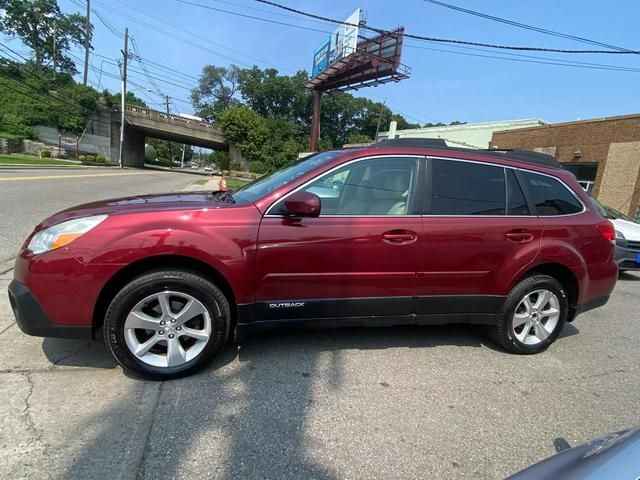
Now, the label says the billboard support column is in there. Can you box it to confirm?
[309,89,322,152]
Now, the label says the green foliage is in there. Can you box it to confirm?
[40,149,51,157]
[0,0,89,74]
[78,154,85,161]
[191,65,242,121]
[218,106,268,163]
[247,160,266,174]
[86,154,95,162]
[209,150,229,170]
[106,91,148,109]
[346,132,373,145]
[96,154,105,162]
[229,160,244,171]
[144,144,156,162]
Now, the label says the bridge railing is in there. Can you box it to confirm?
[122,105,221,132]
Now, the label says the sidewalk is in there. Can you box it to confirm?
[181,175,222,191]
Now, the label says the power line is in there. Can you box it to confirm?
[253,0,640,54]
[405,42,640,73]
[422,0,638,55]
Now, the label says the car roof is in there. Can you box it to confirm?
[369,138,561,169]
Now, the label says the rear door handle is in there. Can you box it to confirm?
[505,229,534,243]
[382,230,417,244]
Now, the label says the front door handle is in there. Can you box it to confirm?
[382,229,418,245]
[505,229,534,243]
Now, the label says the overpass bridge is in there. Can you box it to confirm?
[109,105,228,167]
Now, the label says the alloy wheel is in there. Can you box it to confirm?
[511,289,560,346]
[123,291,212,367]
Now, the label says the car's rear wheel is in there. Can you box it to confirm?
[104,270,230,380]
[491,274,568,354]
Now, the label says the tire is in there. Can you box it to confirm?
[104,270,231,380]
[491,274,568,355]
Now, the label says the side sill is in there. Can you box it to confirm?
[236,313,501,341]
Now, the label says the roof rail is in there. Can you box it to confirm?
[373,138,448,148]
[479,148,561,168]
[370,138,561,169]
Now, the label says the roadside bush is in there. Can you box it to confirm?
[40,150,51,158]
[248,160,266,174]
[96,154,106,162]
[230,160,245,171]
[87,155,96,162]
[222,169,229,176]
[78,155,86,162]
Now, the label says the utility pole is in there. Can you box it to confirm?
[83,0,91,86]
[374,99,387,140]
[52,24,56,79]
[165,94,173,168]
[117,27,128,169]
[181,144,186,168]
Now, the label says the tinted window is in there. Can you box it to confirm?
[294,157,418,216]
[430,159,505,215]
[521,171,583,216]
[506,170,530,215]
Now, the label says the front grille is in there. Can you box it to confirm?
[627,240,640,252]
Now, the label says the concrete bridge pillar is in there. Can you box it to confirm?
[123,128,145,167]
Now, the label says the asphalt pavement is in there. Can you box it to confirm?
[0,169,639,479]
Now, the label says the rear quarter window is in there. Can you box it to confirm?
[520,171,583,216]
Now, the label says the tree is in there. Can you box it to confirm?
[191,65,242,121]
[218,106,268,164]
[0,0,89,74]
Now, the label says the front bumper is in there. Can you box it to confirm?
[615,244,640,271]
[8,280,92,339]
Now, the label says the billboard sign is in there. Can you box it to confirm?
[312,9,360,78]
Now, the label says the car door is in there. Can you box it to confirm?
[254,155,424,324]
[415,157,544,318]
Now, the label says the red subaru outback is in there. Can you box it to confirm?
[8,139,618,379]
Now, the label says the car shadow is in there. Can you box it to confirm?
[42,333,117,369]
[619,271,640,281]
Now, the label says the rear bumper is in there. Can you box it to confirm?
[615,245,640,271]
[8,280,92,339]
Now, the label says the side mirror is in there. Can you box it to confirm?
[283,191,321,217]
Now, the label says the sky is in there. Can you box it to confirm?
[7,0,640,126]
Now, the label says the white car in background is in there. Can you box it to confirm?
[591,197,640,272]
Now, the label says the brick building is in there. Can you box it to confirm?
[491,114,640,220]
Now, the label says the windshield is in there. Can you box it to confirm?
[231,151,344,204]
[606,206,637,223]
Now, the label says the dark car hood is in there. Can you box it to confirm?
[40,192,234,228]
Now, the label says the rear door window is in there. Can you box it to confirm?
[520,171,583,216]
[429,159,506,215]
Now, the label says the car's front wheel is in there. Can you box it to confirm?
[491,274,568,354]
[104,270,230,380]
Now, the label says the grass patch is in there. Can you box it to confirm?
[227,178,249,190]
[0,154,78,166]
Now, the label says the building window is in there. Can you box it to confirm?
[562,162,598,193]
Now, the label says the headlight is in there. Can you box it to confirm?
[28,215,107,255]
[615,230,625,240]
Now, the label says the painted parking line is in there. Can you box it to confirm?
[0,172,157,182]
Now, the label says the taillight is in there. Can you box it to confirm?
[596,221,615,241]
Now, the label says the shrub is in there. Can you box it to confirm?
[40,149,51,158]
[96,154,106,162]
[78,155,86,161]
[230,160,245,171]
[248,160,266,174]
[222,169,229,176]
[87,154,96,162]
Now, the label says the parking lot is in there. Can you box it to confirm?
[1,169,639,479]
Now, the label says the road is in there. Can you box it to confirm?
[0,168,195,262]
[1,169,639,479]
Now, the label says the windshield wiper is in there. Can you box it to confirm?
[210,190,235,203]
